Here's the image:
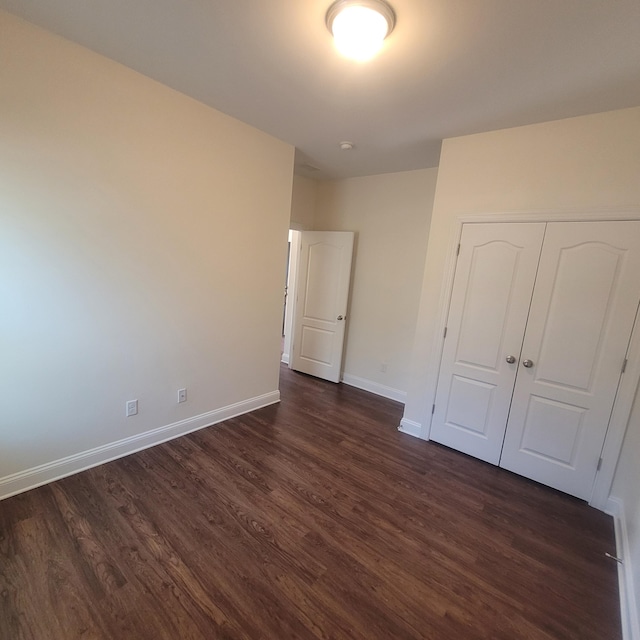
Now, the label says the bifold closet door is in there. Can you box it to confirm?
[430,222,546,464]
[500,221,640,500]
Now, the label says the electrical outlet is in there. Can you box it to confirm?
[126,399,138,417]
[178,388,187,403]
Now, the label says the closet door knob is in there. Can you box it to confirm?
[522,359,534,368]
[505,355,516,364]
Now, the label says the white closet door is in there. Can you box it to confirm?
[430,223,545,464]
[500,221,640,499]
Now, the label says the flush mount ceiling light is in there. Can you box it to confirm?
[326,0,396,61]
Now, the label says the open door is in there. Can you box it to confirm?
[290,231,354,383]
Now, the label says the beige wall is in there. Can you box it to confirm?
[402,107,640,628]
[315,169,437,399]
[0,12,294,489]
[290,175,318,230]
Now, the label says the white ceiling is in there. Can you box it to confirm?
[2,0,640,179]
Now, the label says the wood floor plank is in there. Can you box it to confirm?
[0,365,621,639]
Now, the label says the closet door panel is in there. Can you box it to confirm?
[500,221,640,499]
[430,222,545,464]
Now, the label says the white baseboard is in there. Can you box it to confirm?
[281,353,290,364]
[341,373,406,404]
[398,418,423,439]
[0,390,280,502]
[607,496,640,640]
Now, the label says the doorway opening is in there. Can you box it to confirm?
[281,230,354,383]
[282,229,300,365]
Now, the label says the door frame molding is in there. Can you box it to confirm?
[425,209,640,510]
[282,230,301,365]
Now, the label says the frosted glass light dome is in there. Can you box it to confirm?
[326,0,396,61]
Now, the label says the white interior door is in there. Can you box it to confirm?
[290,231,354,383]
[430,223,545,463]
[500,221,640,499]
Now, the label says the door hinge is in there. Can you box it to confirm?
[456,243,461,257]
[597,457,603,471]
[443,326,448,339]
[622,358,628,374]
[431,403,436,415]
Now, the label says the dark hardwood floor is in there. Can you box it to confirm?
[0,365,621,639]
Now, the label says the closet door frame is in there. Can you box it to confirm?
[424,209,640,511]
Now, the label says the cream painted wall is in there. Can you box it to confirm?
[0,12,294,485]
[290,175,318,230]
[315,169,437,400]
[402,107,640,633]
